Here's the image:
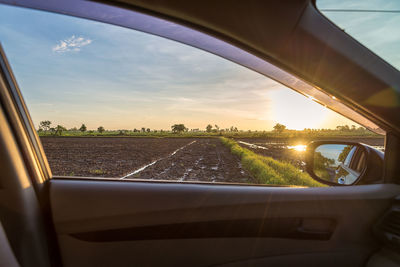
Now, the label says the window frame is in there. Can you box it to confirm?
[0,45,51,191]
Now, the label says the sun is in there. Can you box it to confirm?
[289,144,307,152]
[287,144,307,152]
[268,88,328,130]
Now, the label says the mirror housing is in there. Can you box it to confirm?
[306,141,384,186]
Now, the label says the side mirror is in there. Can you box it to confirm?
[306,141,384,186]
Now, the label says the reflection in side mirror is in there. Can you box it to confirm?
[313,144,366,185]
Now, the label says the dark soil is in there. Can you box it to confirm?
[127,138,254,183]
[40,137,253,183]
[40,137,194,177]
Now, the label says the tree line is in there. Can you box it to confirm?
[38,121,243,135]
[39,121,91,135]
[38,120,372,136]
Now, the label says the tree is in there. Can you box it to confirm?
[273,123,286,134]
[146,128,151,133]
[314,151,335,170]
[141,127,146,133]
[97,126,105,133]
[171,124,186,134]
[79,124,87,132]
[338,145,353,163]
[39,120,51,134]
[313,151,335,181]
[206,124,213,133]
[54,125,66,136]
[336,125,350,131]
[215,124,220,131]
[229,126,238,132]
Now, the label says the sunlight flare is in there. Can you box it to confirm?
[288,144,307,152]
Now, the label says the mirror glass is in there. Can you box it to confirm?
[313,144,366,185]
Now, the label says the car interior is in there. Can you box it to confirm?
[0,0,400,266]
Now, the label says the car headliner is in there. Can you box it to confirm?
[1,0,399,135]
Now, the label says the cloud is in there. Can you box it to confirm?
[52,35,92,53]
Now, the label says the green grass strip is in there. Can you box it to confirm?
[220,137,324,187]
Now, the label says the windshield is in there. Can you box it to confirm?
[317,0,400,71]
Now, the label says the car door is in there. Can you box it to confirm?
[0,1,400,267]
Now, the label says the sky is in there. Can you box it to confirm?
[0,3,394,131]
[316,144,348,166]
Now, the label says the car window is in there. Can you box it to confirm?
[348,147,362,172]
[0,4,385,187]
[343,147,357,167]
[353,149,366,173]
[317,0,400,71]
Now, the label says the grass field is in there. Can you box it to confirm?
[220,137,324,187]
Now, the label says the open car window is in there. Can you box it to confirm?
[0,4,385,187]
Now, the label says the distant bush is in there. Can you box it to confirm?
[39,120,51,134]
[98,126,105,133]
[54,125,67,136]
[79,124,87,132]
[220,137,324,187]
[171,124,187,134]
[273,123,286,134]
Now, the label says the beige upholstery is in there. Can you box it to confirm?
[0,221,19,267]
